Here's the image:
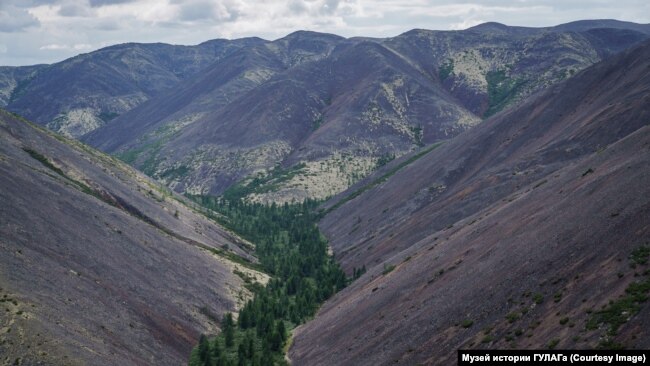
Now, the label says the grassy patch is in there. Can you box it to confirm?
[553,291,562,303]
[547,338,559,349]
[481,335,494,343]
[22,148,66,177]
[461,319,474,328]
[630,245,650,266]
[22,147,102,199]
[587,246,650,336]
[506,312,520,323]
[382,264,396,275]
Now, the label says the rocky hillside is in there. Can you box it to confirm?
[81,21,649,202]
[0,110,267,365]
[289,39,650,365]
[1,38,263,138]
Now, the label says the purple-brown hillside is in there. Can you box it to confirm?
[0,110,259,365]
[290,40,650,365]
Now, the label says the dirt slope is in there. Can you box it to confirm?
[290,40,650,365]
[0,110,261,365]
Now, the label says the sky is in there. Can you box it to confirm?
[1,0,649,66]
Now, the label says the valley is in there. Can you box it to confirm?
[1,18,649,366]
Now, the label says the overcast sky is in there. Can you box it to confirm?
[1,0,649,66]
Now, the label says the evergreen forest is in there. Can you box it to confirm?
[187,193,347,366]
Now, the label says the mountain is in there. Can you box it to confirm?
[0,110,267,365]
[0,64,47,107]
[549,19,650,34]
[2,38,263,138]
[81,21,649,202]
[289,39,650,365]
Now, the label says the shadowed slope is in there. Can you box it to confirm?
[290,40,650,365]
[0,110,263,365]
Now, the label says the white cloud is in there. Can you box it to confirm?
[0,5,41,32]
[40,43,92,50]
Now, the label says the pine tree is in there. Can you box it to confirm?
[237,343,247,366]
[198,334,210,364]
[211,338,222,362]
[223,313,235,348]
[276,321,287,342]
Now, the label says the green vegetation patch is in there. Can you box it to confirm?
[587,245,650,336]
[115,123,181,173]
[312,115,324,131]
[547,338,560,349]
[506,312,520,323]
[438,59,454,81]
[461,319,474,328]
[375,153,395,169]
[410,125,424,147]
[22,148,66,177]
[22,147,107,202]
[630,245,650,266]
[222,163,307,201]
[586,277,650,335]
[382,264,396,275]
[484,69,526,118]
[115,138,166,175]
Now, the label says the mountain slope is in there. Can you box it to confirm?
[0,110,265,365]
[0,64,46,107]
[83,31,344,153]
[4,38,263,138]
[289,40,650,365]
[83,21,649,202]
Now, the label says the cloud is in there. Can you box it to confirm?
[58,2,94,17]
[40,43,92,50]
[176,0,241,22]
[0,5,40,32]
[89,0,137,7]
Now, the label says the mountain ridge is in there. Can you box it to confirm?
[76,20,650,202]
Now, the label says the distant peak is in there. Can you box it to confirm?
[467,22,510,32]
[278,30,345,42]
